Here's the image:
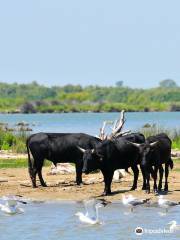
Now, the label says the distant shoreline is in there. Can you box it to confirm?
[0,109,180,114]
[0,82,180,113]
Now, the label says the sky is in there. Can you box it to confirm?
[0,0,180,88]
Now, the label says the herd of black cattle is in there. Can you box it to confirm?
[26,131,173,196]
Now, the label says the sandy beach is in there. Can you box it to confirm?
[0,161,180,202]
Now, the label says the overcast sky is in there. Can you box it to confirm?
[0,0,180,88]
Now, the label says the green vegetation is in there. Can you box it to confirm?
[0,158,51,168]
[0,81,180,113]
[0,127,27,153]
[140,125,180,149]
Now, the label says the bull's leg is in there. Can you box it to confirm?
[38,171,47,187]
[102,170,113,196]
[130,165,139,190]
[145,171,151,194]
[30,168,37,188]
[164,163,169,192]
[75,162,83,185]
[37,160,47,187]
[28,156,38,188]
[158,165,164,192]
[140,165,146,190]
[34,158,47,187]
[153,166,158,193]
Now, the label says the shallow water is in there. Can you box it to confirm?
[0,112,180,135]
[0,201,179,240]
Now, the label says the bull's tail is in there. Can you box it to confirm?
[168,158,174,170]
[26,138,33,181]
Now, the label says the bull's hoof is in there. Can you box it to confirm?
[76,182,83,186]
[142,186,146,190]
[41,183,47,187]
[77,182,83,187]
[153,188,158,193]
[164,187,168,192]
[102,191,112,196]
[130,186,137,191]
[146,189,150,194]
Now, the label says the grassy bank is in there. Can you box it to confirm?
[0,158,51,168]
[0,158,179,170]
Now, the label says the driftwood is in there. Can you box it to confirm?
[98,120,113,140]
[98,110,130,140]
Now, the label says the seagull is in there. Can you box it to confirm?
[158,195,180,213]
[122,194,151,212]
[168,221,180,232]
[75,199,105,225]
[0,195,26,215]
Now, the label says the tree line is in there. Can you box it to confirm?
[0,80,180,113]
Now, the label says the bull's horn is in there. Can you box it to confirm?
[91,149,95,153]
[150,141,158,147]
[128,142,141,148]
[77,146,86,153]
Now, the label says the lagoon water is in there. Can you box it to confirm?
[0,201,179,240]
[0,112,180,135]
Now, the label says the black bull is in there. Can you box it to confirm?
[81,138,145,196]
[132,133,173,193]
[26,133,101,188]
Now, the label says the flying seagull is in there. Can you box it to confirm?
[0,195,27,215]
[75,199,106,225]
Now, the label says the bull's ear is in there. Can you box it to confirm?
[150,141,158,147]
[77,146,86,153]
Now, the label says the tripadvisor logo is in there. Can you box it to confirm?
[135,227,143,235]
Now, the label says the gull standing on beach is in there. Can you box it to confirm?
[122,194,151,212]
[158,195,180,213]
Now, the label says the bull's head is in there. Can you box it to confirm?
[130,141,158,167]
[77,147,103,174]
